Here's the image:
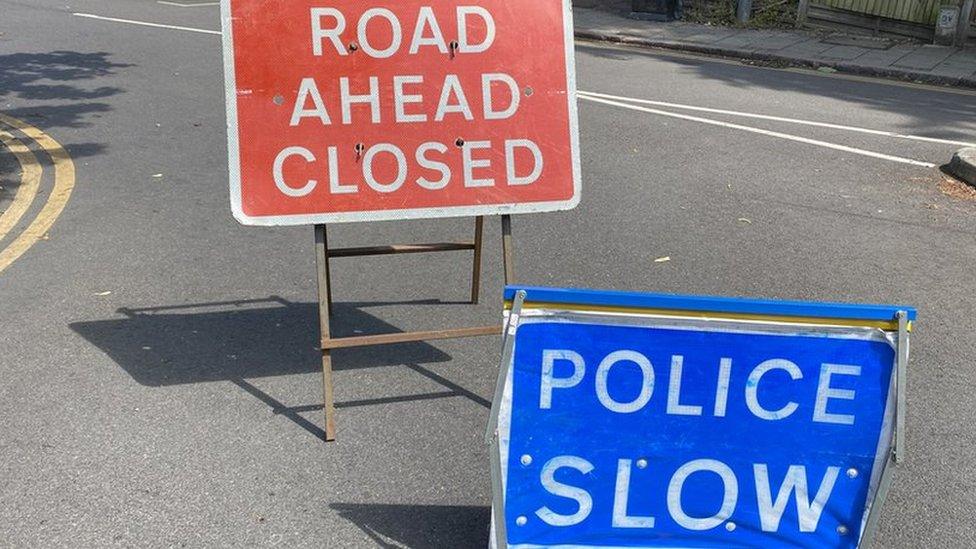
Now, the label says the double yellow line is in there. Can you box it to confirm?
[0,113,76,275]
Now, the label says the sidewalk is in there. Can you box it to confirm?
[574,5,976,88]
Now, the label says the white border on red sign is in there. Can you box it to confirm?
[220,0,582,226]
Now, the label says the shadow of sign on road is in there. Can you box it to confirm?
[331,503,490,548]
[69,296,486,439]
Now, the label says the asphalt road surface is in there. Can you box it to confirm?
[2,1,976,547]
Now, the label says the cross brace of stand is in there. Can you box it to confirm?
[314,215,514,440]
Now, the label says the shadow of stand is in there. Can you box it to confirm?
[331,503,490,548]
[71,296,489,440]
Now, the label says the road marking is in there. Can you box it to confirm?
[579,90,976,147]
[0,114,76,275]
[72,13,221,35]
[579,94,936,168]
[0,131,42,242]
[157,1,219,6]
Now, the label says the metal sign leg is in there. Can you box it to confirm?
[471,216,484,304]
[859,311,909,546]
[324,229,333,315]
[895,310,909,463]
[315,224,337,441]
[858,450,896,547]
[501,215,514,284]
[487,289,526,549]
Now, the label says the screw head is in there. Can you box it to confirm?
[725,522,736,532]
[846,468,859,479]
[837,525,849,535]
[635,458,648,470]
[515,516,528,526]
[520,454,532,466]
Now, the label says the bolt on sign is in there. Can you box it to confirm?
[488,286,915,549]
[220,0,581,225]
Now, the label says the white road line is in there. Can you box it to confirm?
[157,1,219,7]
[72,13,220,35]
[579,94,936,168]
[579,90,975,148]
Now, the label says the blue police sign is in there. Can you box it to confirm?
[488,286,914,549]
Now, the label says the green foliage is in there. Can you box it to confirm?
[684,0,737,26]
[683,0,799,29]
[751,0,798,27]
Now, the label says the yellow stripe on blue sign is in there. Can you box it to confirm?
[503,286,915,332]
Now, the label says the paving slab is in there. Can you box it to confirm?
[852,45,922,68]
[712,33,769,48]
[892,45,957,70]
[778,38,848,58]
[819,44,870,61]
[936,51,976,73]
[677,29,740,43]
[751,32,811,51]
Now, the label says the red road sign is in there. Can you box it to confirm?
[221,0,581,225]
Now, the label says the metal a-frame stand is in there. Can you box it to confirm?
[313,215,515,441]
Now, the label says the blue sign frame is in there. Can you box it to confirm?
[489,286,913,549]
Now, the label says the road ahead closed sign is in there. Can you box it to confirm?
[490,286,914,549]
[220,0,580,225]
